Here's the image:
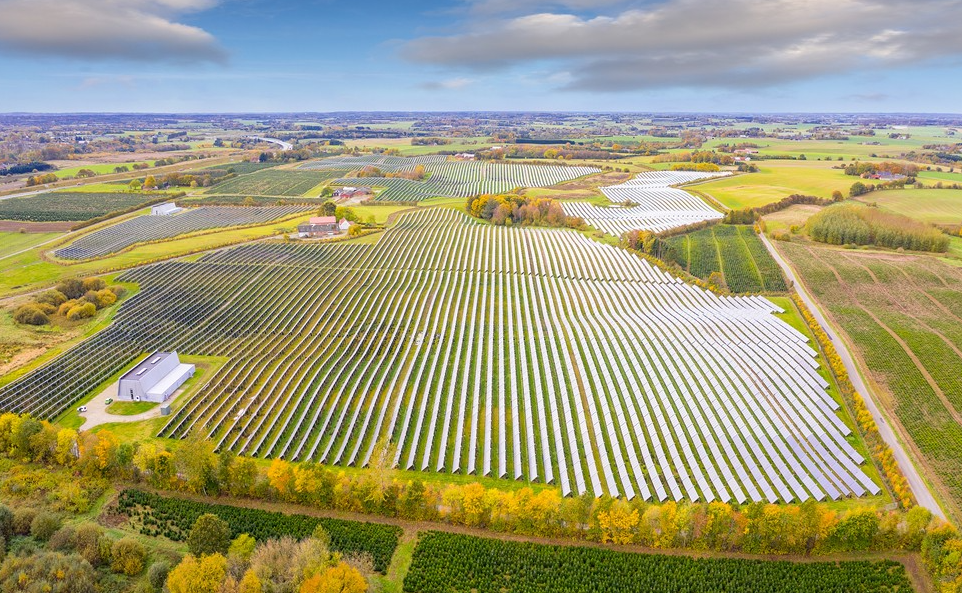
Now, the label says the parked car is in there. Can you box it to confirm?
[77,406,87,413]
[105,398,113,405]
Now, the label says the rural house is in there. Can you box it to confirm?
[298,215,339,237]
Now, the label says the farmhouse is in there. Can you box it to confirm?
[151,202,182,216]
[338,218,353,232]
[297,215,339,238]
[333,186,372,199]
[117,351,194,403]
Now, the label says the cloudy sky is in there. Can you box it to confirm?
[0,0,959,112]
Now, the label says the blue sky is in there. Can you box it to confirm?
[0,0,960,113]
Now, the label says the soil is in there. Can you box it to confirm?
[548,170,629,191]
[0,220,74,232]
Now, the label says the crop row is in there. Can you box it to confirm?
[117,489,401,572]
[403,531,912,593]
[667,225,788,293]
[0,191,166,222]
[206,170,348,196]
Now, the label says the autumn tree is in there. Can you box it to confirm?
[300,562,367,593]
[167,553,227,593]
[188,514,231,557]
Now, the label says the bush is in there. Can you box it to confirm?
[74,523,105,566]
[57,278,85,300]
[0,505,13,542]
[66,302,97,321]
[188,513,231,557]
[0,550,97,593]
[36,290,67,307]
[808,202,949,252]
[81,278,106,292]
[13,304,49,326]
[12,508,37,535]
[111,537,147,575]
[30,512,61,541]
[148,560,171,591]
[48,525,77,551]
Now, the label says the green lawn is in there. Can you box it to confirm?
[107,400,158,415]
[0,231,61,258]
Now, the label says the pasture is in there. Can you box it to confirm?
[696,162,853,209]
[777,241,962,518]
[1,208,880,504]
[0,231,60,259]
[667,225,789,294]
[854,189,962,225]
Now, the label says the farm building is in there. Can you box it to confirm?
[151,202,182,216]
[117,351,194,403]
[338,218,353,232]
[333,186,372,199]
[297,215,339,238]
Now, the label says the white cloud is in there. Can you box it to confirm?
[420,77,476,90]
[0,0,226,63]
[402,0,962,91]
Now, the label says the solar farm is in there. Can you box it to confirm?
[54,205,310,260]
[0,207,879,503]
[561,171,725,235]
[300,155,600,201]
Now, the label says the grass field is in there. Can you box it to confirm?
[0,231,61,258]
[776,240,962,519]
[854,189,962,225]
[761,205,823,234]
[695,162,854,209]
[666,225,789,293]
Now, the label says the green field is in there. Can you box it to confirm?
[777,240,962,519]
[403,531,913,593]
[0,191,165,222]
[666,225,788,293]
[854,189,962,225]
[696,162,854,209]
[0,231,61,258]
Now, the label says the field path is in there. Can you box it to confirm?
[759,233,945,519]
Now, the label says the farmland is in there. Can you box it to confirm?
[0,231,60,258]
[54,205,311,260]
[667,225,789,293]
[0,191,167,222]
[205,169,346,196]
[775,241,962,517]
[696,162,854,209]
[118,489,402,573]
[853,188,962,225]
[404,532,914,593]
[1,208,879,504]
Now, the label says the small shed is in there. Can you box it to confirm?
[151,202,182,216]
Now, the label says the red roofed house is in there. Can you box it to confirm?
[298,215,339,238]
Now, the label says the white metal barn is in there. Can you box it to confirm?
[151,202,182,216]
[117,351,194,403]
